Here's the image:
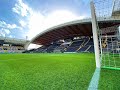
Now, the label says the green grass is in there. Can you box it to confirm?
[100,53,120,90]
[0,53,95,90]
[98,69,120,90]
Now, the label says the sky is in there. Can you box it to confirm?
[0,0,91,40]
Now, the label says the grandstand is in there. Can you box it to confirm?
[24,36,94,53]
[0,36,29,53]
[23,17,119,54]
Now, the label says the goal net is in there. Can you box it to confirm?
[100,34,120,69]
[92,0,120,70]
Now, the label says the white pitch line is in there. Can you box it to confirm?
[88,68,101,90]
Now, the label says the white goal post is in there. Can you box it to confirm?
[90,1,101,68]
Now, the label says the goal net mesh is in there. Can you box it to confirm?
[93,0,120,69]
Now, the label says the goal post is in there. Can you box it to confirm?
[90,1,101,68]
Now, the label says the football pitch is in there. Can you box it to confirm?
[0,53,120,90]
[0,53,95,90]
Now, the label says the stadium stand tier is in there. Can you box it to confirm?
[24,36,95,53]
[0,36,29,53]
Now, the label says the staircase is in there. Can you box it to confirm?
[76,40,85,52]
[64,41,73,51]
[85,45,91,52]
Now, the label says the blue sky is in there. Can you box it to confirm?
[0,0,91,40]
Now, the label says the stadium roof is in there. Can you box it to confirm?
[31,17,120,45]
[0,36,29,45]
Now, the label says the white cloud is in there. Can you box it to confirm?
[0,21,7,28]
[12,0,31,17]
[0,21,21,30]
[0,28,10,37]
[0,20,23,37]
[19,20,26,27]
[12,0,85,40]
[26,10,85,40]
[0,30,5,37]
[12,4,21,15]
[9,35,14,38]
[27,12,45,39]
[7,24,17,29]
[44,10,85,28]
[4,29,10,34]
[0,33,5,37]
